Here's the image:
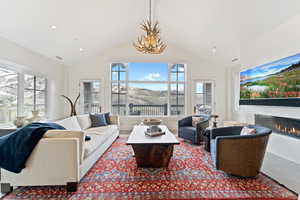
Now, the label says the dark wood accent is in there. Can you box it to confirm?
[131,144,174,168]
[0,183,13,193]
[66,182,78,192]
[240,98,300,107]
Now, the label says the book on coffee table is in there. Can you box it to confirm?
[145,131,165,137]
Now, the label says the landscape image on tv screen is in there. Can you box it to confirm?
[240,53,300,100]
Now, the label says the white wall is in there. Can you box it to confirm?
[0,37,65,120]
[64,43,227,131]
[229,14,300,194]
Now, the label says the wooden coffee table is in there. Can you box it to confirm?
[126,125,179,168]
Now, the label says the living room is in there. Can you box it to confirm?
[0,0,299,199]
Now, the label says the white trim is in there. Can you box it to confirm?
[79,79,102,114]
[192,79,216,115]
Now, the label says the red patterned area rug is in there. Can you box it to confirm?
[3,136,297,200]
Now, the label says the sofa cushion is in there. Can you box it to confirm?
[56,117,82,131]
[44,130,86,163]
[85,125,118,136]
[83,132,112,158]
[90,113,107,127]
[76,114,91,130]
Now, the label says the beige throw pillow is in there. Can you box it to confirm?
[192,117,205,128]
[240,127,257,136]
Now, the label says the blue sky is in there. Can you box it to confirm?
[128,63,168,81]
[240,53,300,79]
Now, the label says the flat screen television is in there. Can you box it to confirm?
[240,53,300,107]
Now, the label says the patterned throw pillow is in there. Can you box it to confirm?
[240,127,257,136]
[192,117,205,128]
[89,113,107,127]
[104,112,111,125]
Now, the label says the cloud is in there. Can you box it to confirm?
[144,73,161,81]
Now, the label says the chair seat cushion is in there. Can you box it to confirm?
[210,139,217,166]
[179,126,196,141]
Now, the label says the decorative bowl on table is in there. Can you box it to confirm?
[142,119,162,126]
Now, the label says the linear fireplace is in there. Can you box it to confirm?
[255,114,300,139]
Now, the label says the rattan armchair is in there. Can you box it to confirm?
[178,115,210,145]
[210,125,272,177]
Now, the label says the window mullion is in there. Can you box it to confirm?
[167,63,171,116]
[17,73,24,117]
[125,63,129,116]
[33,76,37,111]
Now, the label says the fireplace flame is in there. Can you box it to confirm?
[275,124,299,135]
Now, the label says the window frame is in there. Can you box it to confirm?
[109,62,187,117]
[0,62,48,127]
[23,74,47,116]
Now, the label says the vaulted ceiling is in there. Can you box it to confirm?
[0,0,300,66]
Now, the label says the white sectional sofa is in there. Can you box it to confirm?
[0,114,119,192]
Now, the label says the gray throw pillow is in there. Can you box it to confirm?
[90,113,107,127]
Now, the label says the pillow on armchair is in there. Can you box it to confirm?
[192,116,205,128]
[240,127,256,135]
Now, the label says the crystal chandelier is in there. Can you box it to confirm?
[133,0,167,54]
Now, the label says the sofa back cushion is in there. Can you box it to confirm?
[56,116,82,131]
[76,114,91,130]
[44,130,86,163]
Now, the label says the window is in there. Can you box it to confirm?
[0,66,47,127]
[24,74,47,117]
[111,63,185,116]
[193,80,214,115]
[79,80,101,114]
[0,68,18,127]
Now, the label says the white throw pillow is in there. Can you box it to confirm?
[76,114,92,130]
[192,117,205,128]
[56,116,82,131]
[240,127,257,136]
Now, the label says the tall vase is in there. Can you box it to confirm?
[62,94,80,117]
[14,116,26,128]
[27,110,41,123]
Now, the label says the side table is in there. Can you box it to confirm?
[203,128,213,152]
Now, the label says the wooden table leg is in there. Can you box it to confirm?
[132,144,174,168]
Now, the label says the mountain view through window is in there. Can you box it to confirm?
[111,63,185,116]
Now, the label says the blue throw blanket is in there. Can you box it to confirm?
[0,122,65,173]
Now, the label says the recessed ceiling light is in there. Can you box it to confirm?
[50,25,57,29]
[55,56,63,60]
[212,46,217,54]
[232,58,239,62]
[79,48,84,52]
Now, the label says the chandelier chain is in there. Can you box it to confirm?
[149,0,152,24]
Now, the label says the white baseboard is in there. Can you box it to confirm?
[262,152,300,195]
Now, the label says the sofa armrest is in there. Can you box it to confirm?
[44,130,85,163]
[1,138,80,186]
[110,115,120,126]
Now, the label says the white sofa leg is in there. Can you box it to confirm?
[1,183,13,193]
